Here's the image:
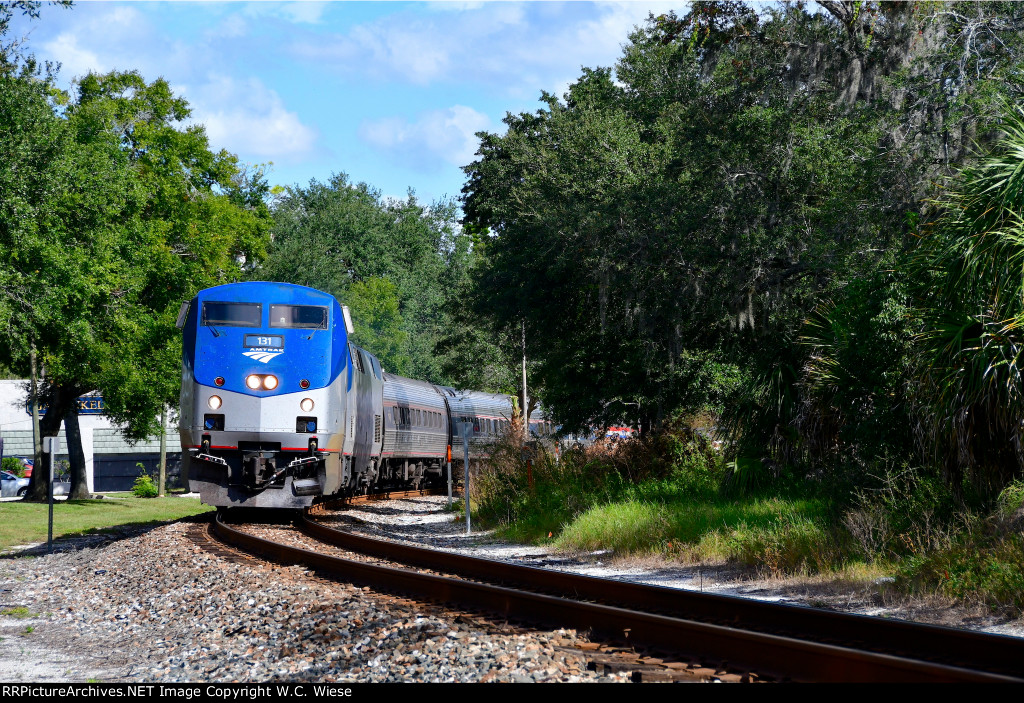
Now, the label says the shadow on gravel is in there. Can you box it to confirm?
[342,504,440,517]
[0,512,215,559]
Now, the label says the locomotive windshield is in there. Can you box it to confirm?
[269,304,328,329]
[202,302,262,327]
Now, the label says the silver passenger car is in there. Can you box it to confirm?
[380,373,450,486]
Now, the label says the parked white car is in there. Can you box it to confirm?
[1,470,29,498]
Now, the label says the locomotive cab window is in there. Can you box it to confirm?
[269,304,328,329]
[202,302,262,327]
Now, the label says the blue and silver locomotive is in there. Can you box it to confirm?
[177,281,550,509]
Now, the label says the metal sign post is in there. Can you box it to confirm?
[445,444,453,509]
[457,422,474,534]
[43,436,59,554]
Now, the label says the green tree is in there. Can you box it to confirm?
[346,277,409,374]
[464,6,894,435]
[262,175,478,384]
[913,105,1024,497]
[0,68,271,500]
[462,2,1024,462]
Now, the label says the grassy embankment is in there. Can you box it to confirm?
[0,495,213,552]
[472,426,1024,616]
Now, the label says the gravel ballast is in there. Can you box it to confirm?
[5,492,1022,684]
[0,516,626,683]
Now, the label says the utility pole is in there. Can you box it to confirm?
[158,406,167,497]
[521,320,528,433]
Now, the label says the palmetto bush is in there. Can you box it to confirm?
[913,105,1024,496]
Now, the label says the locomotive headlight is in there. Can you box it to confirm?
[208,395,222,410]
[246,375,262,390]
[300,398,314,412]
[263,375,279,390]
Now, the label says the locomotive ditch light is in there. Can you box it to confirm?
[208,395,222,410]
[246,374,262,390]
[263,375,279,390]
[300,398,314,412]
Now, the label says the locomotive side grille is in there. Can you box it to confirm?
[374,414,382,443]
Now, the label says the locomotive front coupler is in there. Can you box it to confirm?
[242,450,284,489]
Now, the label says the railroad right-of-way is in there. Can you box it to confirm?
[212,491,1024,683]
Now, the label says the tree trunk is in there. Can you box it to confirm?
[24,384,78,502]
[158,406,167,497]
[64,405,90,499]
[30,344,42,493]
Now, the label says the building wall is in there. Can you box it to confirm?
[0,380,181,492]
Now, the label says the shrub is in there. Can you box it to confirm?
[473,419,721,542]
[1,457,25,477]
[132,467,159,498]
[842,464,969,563]
[995,479,1024,530]
[896,530,1024,615]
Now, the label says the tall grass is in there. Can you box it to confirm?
[555,494,846,576]
[893,479,1024,614]
[474,420,847,576]
[475,423,1024,611]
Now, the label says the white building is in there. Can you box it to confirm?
[0,380,180,492]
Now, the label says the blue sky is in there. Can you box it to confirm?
[11,1,678,205]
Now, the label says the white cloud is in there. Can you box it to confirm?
[30,5,320,164]
[38,4,193,82]
[189,75,319,162]
[347,20,453,86]
[359,105,492,172]
[241,1,329,25]
[211,14,249,40]
[294,1,674,95]
[42,31,105,81]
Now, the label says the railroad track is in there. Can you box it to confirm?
[210,501,1024,683]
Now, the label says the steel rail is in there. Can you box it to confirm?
[323,487,445,507]
[300,511,1024,679]
[213,513,1018,682]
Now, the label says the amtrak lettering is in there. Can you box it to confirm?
[243,350,284,363]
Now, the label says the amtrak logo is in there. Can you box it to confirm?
[243,350,283,363]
